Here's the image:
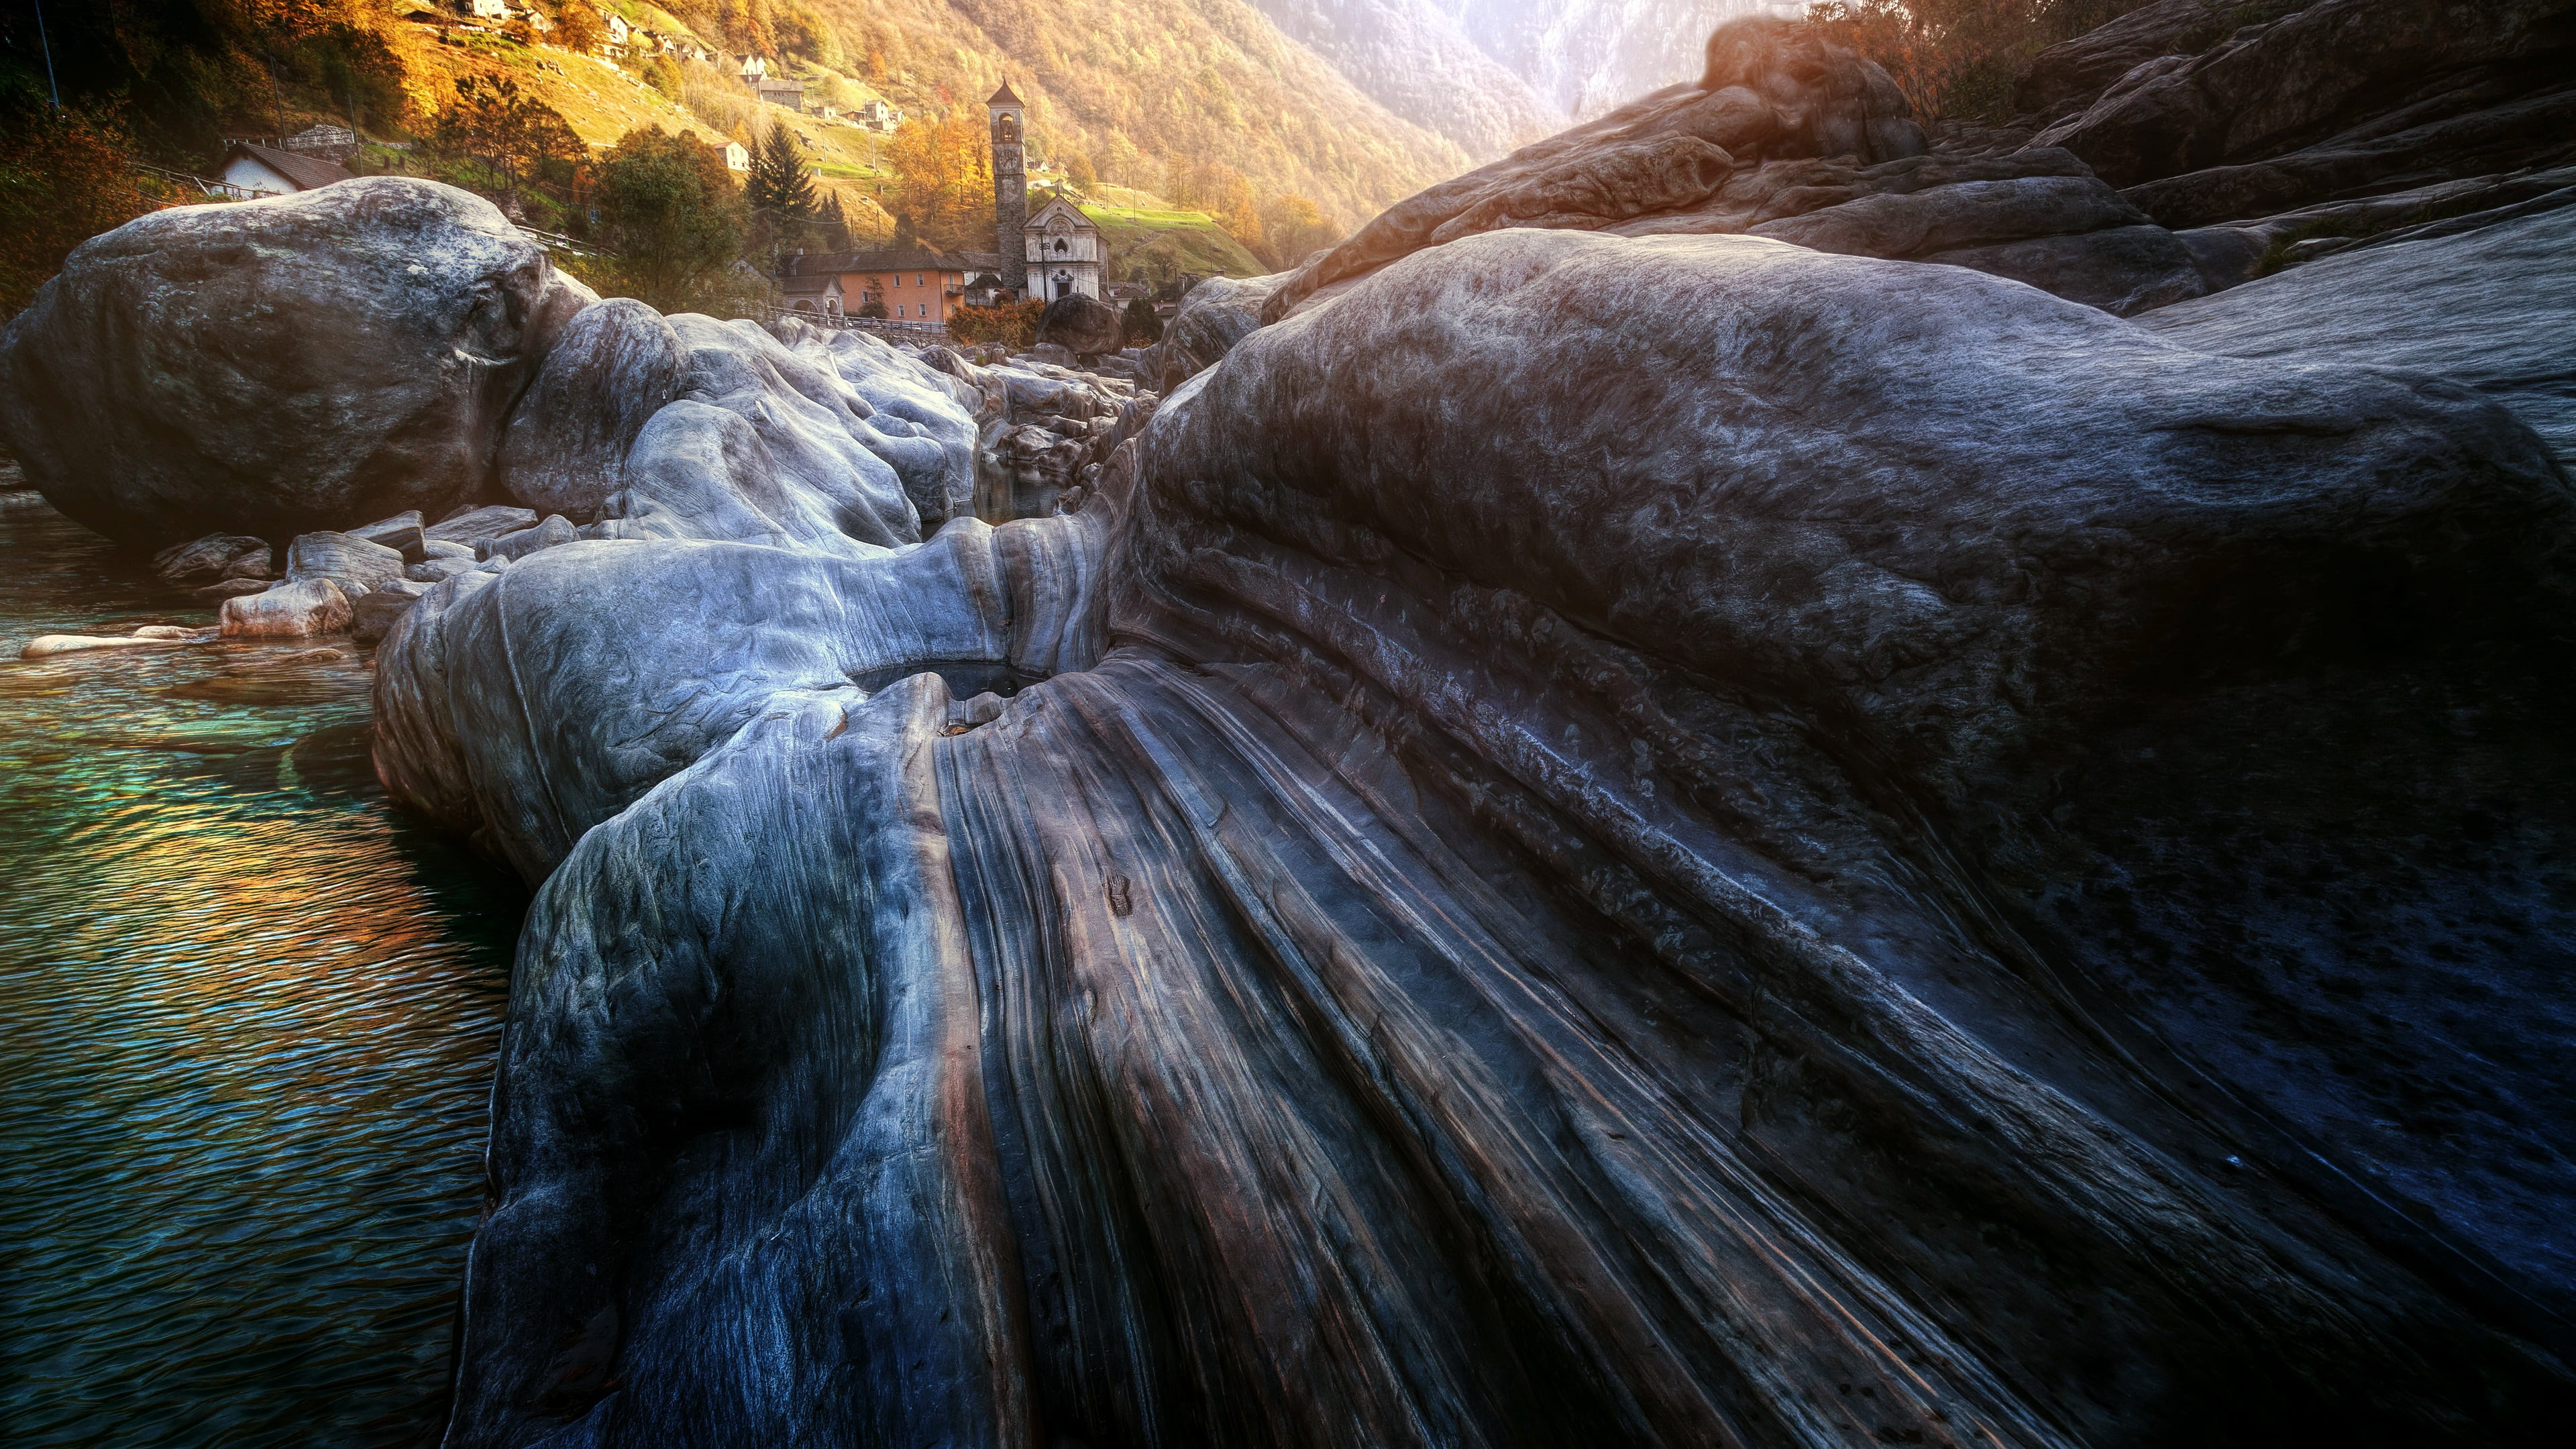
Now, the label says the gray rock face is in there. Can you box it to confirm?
[346,510,428,563]
[0,178,591,544]
[2037,0,2576,191]
[367,221,2575,1446]
[494,299,684,523]
[2143,201,2576,461]
[150,533,271,587]
[284,531,407,597]
[219,577,352,639]
[2013,0,2259,124]
[481,513,578,563]
[1034,294,1126,358]
[1152,272,1285,384]
[426,505,539,550]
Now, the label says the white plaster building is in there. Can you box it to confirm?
[1023,195,1104,302]
[219,142,354,197]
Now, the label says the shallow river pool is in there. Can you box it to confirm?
[0,493,523,1446]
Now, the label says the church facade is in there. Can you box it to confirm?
[1023,197,1104,301]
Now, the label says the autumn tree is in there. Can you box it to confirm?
[555,0,606,54]
[437,75,584,213]
[1803,0,2195,121]
[882,109,994,254]
[0,103,150,317]
[590,125,751,313]
[1255,193,1339,270]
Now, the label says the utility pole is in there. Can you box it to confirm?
[34,0,61,108]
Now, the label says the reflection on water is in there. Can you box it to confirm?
[0,496,523,1446]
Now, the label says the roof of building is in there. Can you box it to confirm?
[987,80,1022,105]
[806,248,975,274]
[781,273,841,294]
[223,142,354,192]
[1025,195,1098,229]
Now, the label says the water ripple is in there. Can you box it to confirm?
[1,500,522,1446]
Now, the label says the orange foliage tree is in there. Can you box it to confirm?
[883,109,994,254]
[0,106,152,318]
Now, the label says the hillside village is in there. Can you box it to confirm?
[0,1,1347,333]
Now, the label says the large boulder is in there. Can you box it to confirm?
[0,178,592,545]
[1032,294,1126,358]
[378,224,2575,1445]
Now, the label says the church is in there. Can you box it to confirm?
[989,82,1106,302]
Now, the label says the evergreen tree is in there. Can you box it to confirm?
[747,121,819,225]
[819,193,852,252]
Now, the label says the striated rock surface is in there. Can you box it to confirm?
[362,221,2576,1446]
[494,300,685,523]
[2143,201,2576,461]
[0,178,591,544]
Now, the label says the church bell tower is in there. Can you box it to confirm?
[988,81,1028,298]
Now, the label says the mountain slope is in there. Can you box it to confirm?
[804,0,1475,227]
[1245,0,1564,157]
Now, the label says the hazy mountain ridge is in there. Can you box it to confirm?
[1245,0,1566,156]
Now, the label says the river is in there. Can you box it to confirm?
[0,490,523,1446]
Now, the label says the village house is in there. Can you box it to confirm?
[604,13,631,54]
[781,271,845,316]
[463,0,505,19]
[757,76,806,110]
[853,99,902,133]
[790,249,1004,323]
[723,140,750,171]
[219,141,354,197]
[1023,195,1104,302]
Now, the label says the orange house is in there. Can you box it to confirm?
[790,248,1006,323]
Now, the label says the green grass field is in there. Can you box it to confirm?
[1078,203,1267,279]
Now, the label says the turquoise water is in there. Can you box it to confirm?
[0,494,523,1446]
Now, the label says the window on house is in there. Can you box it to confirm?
[916,274,924,286]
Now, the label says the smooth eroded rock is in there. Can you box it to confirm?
[220,577,352,639]
[0,178,592,544]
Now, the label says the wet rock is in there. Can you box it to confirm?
[494,299,684,522]
[19,629,211,659]
[346,511,427,564]
[351,587,423,646]
[219,578,352,640]
[1034,295,1125,358]
[150,533,271,587]
[423,538,476,560]
[426,505,540,550]
[0,178,591,545]
[194,578,274,601]
[284,531,407,598]
[482,513,578,562]
[407,555,479,585]
[1020,341,1077,368]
